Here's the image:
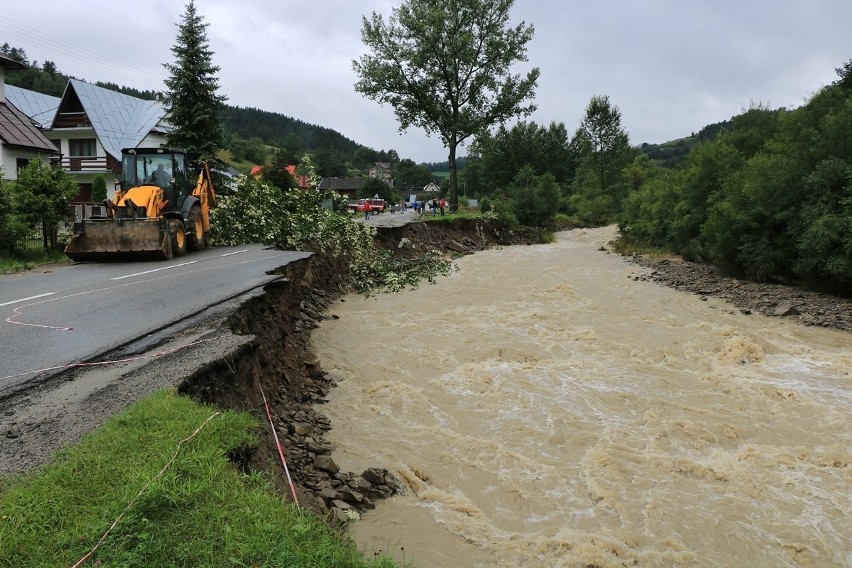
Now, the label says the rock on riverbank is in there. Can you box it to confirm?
[624,253,852,333]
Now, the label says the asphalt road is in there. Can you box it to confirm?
[356,207,426,227]
[0,245,310,398]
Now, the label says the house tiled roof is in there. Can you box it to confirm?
[5,85,60,128]
[63,79,168,160]
[0,100,59,153]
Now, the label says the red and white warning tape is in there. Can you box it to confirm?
[259,382,300,506]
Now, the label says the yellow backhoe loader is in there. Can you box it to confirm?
[65,148,216,261]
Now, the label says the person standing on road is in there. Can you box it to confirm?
[432,198,438,216]
[439,197,446,217]
[364,200,372,220]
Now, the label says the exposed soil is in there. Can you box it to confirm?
[2,221,849,529]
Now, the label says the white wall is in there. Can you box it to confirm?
[0,147,51,181]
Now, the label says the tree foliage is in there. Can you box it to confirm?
[163,0,227,171]
[566,96,635,225]
[394,159,435,189]
[505,166,560,229]
[619,73,852,294]
[0,173,29,254]
[13,161,78,250]
[210,177,452,295]
[261,148,297,192]
[467,121,571,195]
[90,174,108,202]
[353,0,539,212]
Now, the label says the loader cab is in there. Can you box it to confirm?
[120,148,191,210]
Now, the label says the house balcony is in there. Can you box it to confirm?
[59,156,110,173]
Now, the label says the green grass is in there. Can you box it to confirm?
[0,390,403,568]
[609,235,673,258]
[0,248,70,274]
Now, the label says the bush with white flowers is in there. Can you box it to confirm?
[210,175,453,294]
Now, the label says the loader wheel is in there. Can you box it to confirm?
[169,220,186,257]
[186,205,205,251]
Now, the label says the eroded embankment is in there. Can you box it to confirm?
[176,218,542,524]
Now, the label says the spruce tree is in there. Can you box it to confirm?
[163,1,227,172]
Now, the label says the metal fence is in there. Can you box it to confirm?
[15,223,72,252]
[18,228,45,251]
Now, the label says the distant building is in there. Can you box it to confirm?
[369,161,394,187]
[318,177,368,200]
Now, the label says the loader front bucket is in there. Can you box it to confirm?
[64,219,173,262]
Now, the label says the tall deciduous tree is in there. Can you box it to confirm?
[163,1,227,172]
[353,0,539,212]
[578,95,630,194]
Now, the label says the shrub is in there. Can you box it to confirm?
[91,174,108,202]
[210,175,453,294]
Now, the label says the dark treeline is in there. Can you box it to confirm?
[421,157,466,172]
[461,94,636,231]
[220,106,401,177]
[1,44,159,100]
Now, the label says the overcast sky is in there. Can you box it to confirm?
[2,1,849,163]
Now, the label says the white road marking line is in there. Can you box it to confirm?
[111,261,198,280]
[0,292,56,307]
[220,249,250,257]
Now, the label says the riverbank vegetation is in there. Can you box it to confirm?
[462,64,852,296]
[617,70,852,295]
[210,172,454,295]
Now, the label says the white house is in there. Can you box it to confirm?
[7,78,170,200]
[0,55,59,180]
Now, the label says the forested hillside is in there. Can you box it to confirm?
[0,44,399,176]
[636,119,732,167]
[454,66,851,296]
[619,65,852,295]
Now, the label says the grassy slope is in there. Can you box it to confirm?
[0,391,401,568]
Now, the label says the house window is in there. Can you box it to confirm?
[69,139,97,158]
[16,158,32,173]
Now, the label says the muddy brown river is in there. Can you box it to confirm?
[312,227,850,567]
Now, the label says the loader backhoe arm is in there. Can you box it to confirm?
[193,161,217,234]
